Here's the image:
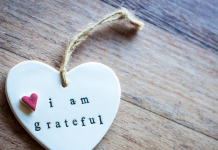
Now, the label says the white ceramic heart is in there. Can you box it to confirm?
[6,61,121,150]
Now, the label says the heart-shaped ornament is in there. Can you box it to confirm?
[6,61,121,150]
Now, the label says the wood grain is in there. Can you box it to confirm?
[95,100,218,150]
[0,0,218,149]
[101,0,218,53]
[0,50,217,149]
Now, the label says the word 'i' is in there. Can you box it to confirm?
[49,98,53,108]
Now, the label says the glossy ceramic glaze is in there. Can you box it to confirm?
[6,61,121,150]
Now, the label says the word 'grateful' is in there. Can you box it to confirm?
[34,115,103,131]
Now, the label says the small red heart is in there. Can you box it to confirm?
[22,93,38,111]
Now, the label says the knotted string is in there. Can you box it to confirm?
[59,7,144,87]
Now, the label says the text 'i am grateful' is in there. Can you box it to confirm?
[34,97,103,131]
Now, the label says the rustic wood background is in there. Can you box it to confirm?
[0,0,218,149]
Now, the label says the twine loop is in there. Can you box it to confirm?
[59,7,144,87]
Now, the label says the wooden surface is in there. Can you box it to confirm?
[0,0,218,149]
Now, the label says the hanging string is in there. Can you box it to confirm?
[59,7,144,87]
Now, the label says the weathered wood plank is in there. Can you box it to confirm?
[95,100,218,150]
[0,50,217,149]
[101,0,218,53]
[0,0,218,149]
[1,0,218,139]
